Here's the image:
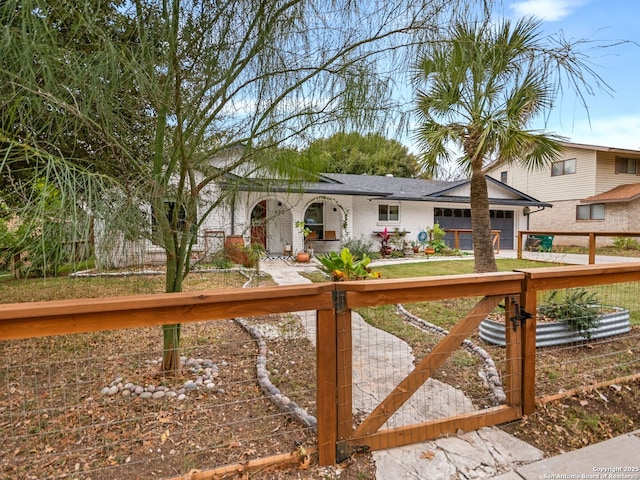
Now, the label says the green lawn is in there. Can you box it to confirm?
[373,258,562,278]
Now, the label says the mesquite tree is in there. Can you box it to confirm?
[2,0,488,372]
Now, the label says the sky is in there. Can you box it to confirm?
[507,0,640,150]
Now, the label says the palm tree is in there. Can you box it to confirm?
[413,16,607,272]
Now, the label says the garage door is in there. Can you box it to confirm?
[433,208,514,250]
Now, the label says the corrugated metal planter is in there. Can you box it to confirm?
[479,307,631,348]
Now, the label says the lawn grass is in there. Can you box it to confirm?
[0,269,251,304]
[373,258,562,278]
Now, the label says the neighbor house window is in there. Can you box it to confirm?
[576,203,605,220]
[551,158,576,176]
[500,171,508,183]
[378,204,399,222]
[615,157,639,174]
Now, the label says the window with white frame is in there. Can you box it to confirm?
[576,203,604,220]
[551,158,576,176]
[378,204,399,222]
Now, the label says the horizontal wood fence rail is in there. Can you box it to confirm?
[0,283,335,341]
[517,230,640,264]
[338,272,522,307]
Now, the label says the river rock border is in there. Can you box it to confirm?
[396,304,507,405]
[233,317,318,431]
[96,266,310,423]
[100,356,225,400]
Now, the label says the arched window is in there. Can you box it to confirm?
[304,202,324,239]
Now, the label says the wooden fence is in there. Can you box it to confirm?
[1,262,639,477]
[517,230,640,264]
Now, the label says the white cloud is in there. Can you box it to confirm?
[556,114,640,151]
[510,0,587,22]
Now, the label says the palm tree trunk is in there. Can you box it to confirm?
[470,172,498,273]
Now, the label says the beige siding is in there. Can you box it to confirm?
[489,146,598,201]
[595,151,640,193]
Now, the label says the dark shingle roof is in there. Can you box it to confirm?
[230,172,550,207]
[318,173,467,199]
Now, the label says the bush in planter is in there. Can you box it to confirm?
[538,288,601,338]
[242,243,266,269]
[426,223,447,253]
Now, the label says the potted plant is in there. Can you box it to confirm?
[411,241,421,254]
[426,223,447,254]
[295,220,312,262]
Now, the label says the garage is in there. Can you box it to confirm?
[434,208,514,250]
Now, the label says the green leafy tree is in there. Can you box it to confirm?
[307,132,421,177]
[1,0,489,373]
[413,16,609,272]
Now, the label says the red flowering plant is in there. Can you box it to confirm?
[378,228,393,256]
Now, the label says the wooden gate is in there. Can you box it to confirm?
[316,273,528,464]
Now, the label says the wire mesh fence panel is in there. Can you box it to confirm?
[0,313,317,479]
[349,295,520,436]
[533,280,640,399]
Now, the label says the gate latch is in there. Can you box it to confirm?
[509,297,532,331]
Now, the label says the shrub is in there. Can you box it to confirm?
[341,236,375,260]
[612,237,640,250]
[318,247,380,281]
[538,288,601,338]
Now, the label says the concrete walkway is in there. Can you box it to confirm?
[492,430,640,480]
[260,258,545,479]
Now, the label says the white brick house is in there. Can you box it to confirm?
[97,169,550,267]
[205,173,549,257]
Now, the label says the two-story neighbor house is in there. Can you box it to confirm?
[488,142,640,247]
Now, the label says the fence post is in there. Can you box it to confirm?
[504,296,522,409]
[517,232,523,260]
[588,233,596,264]
[316,306,338,465]
[336,302,353,443]
[521,272,538,415]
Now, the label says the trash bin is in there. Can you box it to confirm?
[530,235,554,252]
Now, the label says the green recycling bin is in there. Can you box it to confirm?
[531,235,554,252]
